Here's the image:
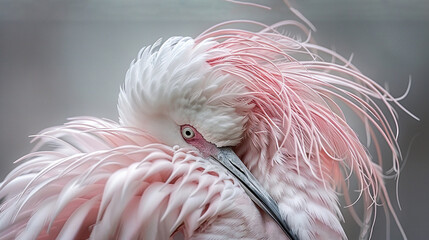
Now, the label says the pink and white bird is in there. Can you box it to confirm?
[0,20,411,239]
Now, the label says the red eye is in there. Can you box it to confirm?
[179,125,218,158]
[181,126,195,139]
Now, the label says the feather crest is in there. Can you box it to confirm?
[195,21,412,238]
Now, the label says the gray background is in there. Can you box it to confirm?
[0,0,428,239]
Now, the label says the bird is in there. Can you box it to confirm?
[0,19,412,239]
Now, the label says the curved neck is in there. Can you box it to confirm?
[236,139,347,240]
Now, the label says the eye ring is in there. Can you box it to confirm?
[181,126,195,139]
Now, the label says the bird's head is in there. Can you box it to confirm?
[118,37,252,158]
[117,32,365,178]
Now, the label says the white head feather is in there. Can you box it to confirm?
[118,37,252,148]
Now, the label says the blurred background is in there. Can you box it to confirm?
[0,0,428,239]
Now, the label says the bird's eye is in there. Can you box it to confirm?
[181,126,195,139]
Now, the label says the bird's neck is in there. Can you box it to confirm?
[236,140,347,239]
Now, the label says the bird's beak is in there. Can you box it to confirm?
[211,147,298,240]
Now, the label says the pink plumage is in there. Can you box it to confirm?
[0,117,277,239]
[0,18,411,239]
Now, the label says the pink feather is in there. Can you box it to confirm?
[1,117,284,239]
